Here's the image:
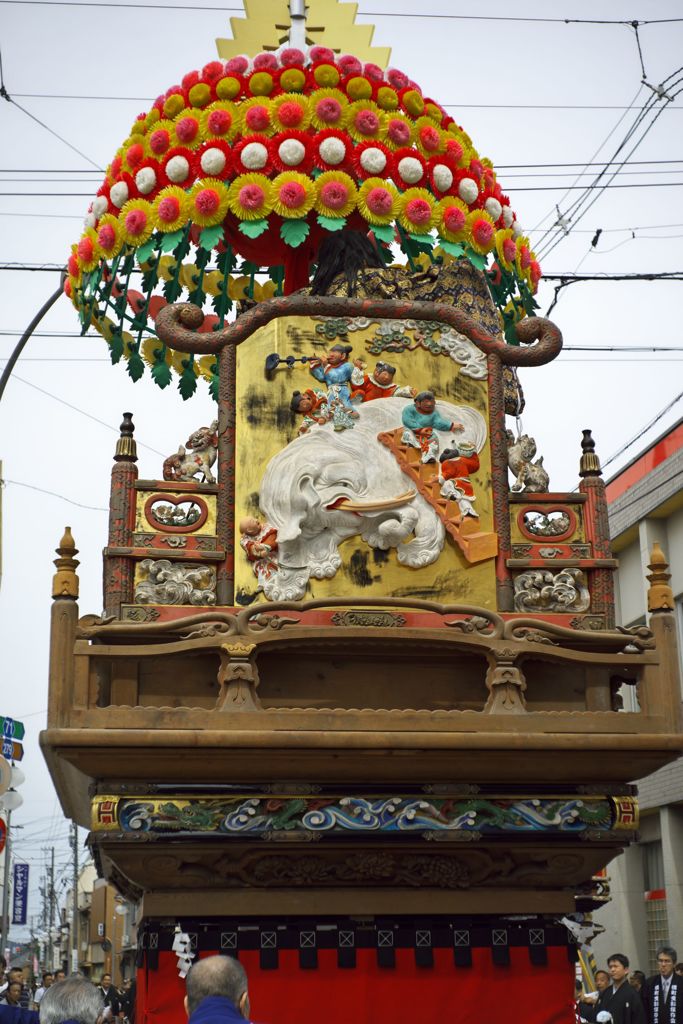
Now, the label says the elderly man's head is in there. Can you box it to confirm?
[40,978,104,1024]
[185,957,249,1019]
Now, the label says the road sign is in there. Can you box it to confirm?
[0,739,23,762]
[0,717,25,742]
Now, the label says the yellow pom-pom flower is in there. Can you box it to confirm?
[201,102,238,142]
[397,187,435,233]
[314,170,358,218]
[153,186,190,234]
[238,96,275,137]
[95,214,124,259]
[280,67,306,92]
[188,83,212,109]
[163,93,185,119]
[309,88,349,131]
[466,209,496,254]
[272,171,316,219]
[120,198,154,247]
[171,108,203,150]
[347,100,386,143]
[272,93,311,133]
[358,177,398,225]
[228,173,274,221]
[189,178,230,228]
[435,197,468,243]
[376,86,399,112]
[76,227,100,273]
[495,228,517,272]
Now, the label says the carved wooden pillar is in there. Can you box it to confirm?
[578,429,615,628]
[48,528,80,728]
[104,413,138,617]
[216,343,236,607]
[216,641,261,711]
[488,353,513,611]
[483,648,527,713]
[640,544,683,727]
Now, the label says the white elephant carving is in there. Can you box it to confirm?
[258,397,487,601]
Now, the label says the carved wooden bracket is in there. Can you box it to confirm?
[216,641,261,712]
[484,649,527,714]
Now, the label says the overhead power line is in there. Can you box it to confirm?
[1,1,682,21]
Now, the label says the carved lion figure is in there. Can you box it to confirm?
[163,420,218,484]
[506,430,550,493]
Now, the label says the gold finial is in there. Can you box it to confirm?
[217,0,391,67]
[579,429,602,478]
[647,542,674,613]
[53,527,80,599]
[114,412,137,462]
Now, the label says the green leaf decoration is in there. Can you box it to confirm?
[109,330,124,364]
[151,358,172,389]
[198,224,224,251]
[503,315,520,346]
[136,237,157,266]
[163,273,183,303]
[160,229,184,254]
[217,247,236,274]
[239,260,261,274]
[173,229,192,261]
[371,224,395,244]
[463,246,488,271]
[280,218,310,248]
[211,291,232,318]
[209,373,219,402]
[178,358,198,400]
[408,233,433,246]
[126,346,145,382]
[317,214,346,232]
[239,219,269,239]
[439,240,465,258]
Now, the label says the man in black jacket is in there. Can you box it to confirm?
[643,946,683,1024]
[579,954,646,1024]
[97,975,120,1018]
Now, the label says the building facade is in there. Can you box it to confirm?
[593,418,683,971]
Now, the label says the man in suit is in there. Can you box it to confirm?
[643,945,683,1023]
[579,954,646,1024]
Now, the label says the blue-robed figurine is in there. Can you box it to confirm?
[309,344,361,416]
[401,390,463,463]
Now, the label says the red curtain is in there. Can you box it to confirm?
[138,946,575,1024]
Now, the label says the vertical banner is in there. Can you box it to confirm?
[12,863,29,925]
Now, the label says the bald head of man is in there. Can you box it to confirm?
[184,956,249,1021]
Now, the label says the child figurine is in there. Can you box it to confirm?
[239,516,278,591]
[351,361,416,403]
[438,442,480,518]
[309,344,362,416]
[290,388,330,435]
[401,390,463,463]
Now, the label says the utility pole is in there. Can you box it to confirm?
[70,822,79,974]
[47,848,55,969]
[0,808,13,953]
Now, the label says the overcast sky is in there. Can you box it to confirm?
[1,0,682,943]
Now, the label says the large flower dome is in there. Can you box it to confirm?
[66,42,541,398]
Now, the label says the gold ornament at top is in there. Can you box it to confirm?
[216,0,391,67]
[647,542,674,613]
[53,527,80,599]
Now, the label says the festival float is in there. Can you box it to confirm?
[40,2,683,1022]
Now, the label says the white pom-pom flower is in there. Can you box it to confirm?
[484,197,503,222]
[278,138,306,166]
[110,181,129,208]
[135,167,157,195]
[240,142,269,170]
[397,157,423,184]
[92,195,108,218]
[84,213,96,229]
[318,137,346,166]
[360,147,387,174]
[200,147,227,175]
[596,1013,613,1023]
[432,163,453,192]
[458,177,478,204]
[512,219,524,238]
[166,156,190,183]
[502,205,514,228]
